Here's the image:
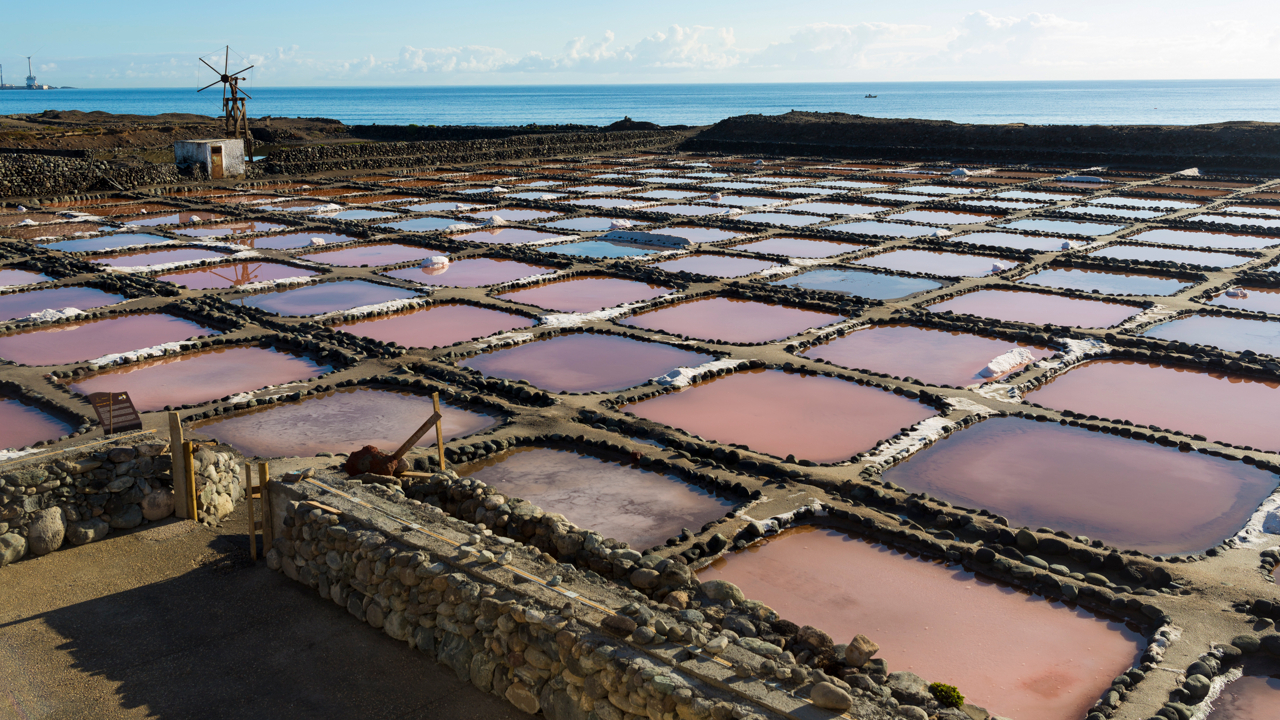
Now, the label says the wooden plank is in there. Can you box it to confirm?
[169,413,188,519]
[389,411,441,462]
[182,441,197,521]
[244,463,256,560]
[433,392,447,472]
[259,462,272,548]
[302,500,341,514]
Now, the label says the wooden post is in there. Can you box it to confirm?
[244,462,256,560]
[169,412,189,519]
[182,441,198,521]
[433,392,447,472]
[258,462,272,549]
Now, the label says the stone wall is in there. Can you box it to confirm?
[0,439,244,568]
[269,475,924,720]
[0,154,189,198]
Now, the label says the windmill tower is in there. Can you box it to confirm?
[198,47,255,155]
[25,56,37,89]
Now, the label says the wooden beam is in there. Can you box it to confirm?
[433,392,447,472]
[182,441,198,521]
[244,462,256,560]
[169,412,189,519]
[389,411,442,463]
[259,463,272,549]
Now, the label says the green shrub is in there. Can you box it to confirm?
[929,682,964,708]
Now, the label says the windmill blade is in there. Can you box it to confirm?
[238,89,253,100]
[229,64,255,78]
[224,46,229,74]
[200,57,222,75]
[198,78,221,92]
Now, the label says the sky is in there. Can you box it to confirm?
[2,0,1278,87]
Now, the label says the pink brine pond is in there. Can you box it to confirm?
[699,526,1143,720]
[0,313,218,366]
[0,286,126,322]
[68,346,331,412]
[497,276,670,313]
[928,289,1140,328]
[463,334,716,393]
[382,257,556,287]
[92,248,227,268]
[297,242,439,267]
[802,324,1054,386]
[458,447,732,549]
[333,303,535,348]
[855,249,1016,277]
[1207,675,1280,719]
[627,369,935,463]
[619,296,842,343]
[650,254,776,278]
[0,397,72,449]
[881,417,1277,555]
[155,261,317,289]
[197,387,496,458]
[1029,359,1280,452]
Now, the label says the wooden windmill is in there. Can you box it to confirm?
[198,47,255,155]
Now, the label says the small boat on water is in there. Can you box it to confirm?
[865,94,877,98]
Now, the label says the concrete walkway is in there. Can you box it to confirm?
[0,512,531,720]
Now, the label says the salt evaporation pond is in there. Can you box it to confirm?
[1142,315,1280,356]
[1000,219,1123,236]
[242,280,419,316]
[651,254,775,277]
[1088,244,1251,268]
[70,346,331,412]
[854,249,1013,277]
[1019,267,1191,296]
[619,296,842,344]
[298,242,439,267]
[92,248,226,268]
[155,261,318,289]
[1207,675,1280,719]
[245,231,360,250]
[333,303,535,348]
[541,240,659,259]
[655,226,743,243]
[198,387,496,458]
[0,286,126,322]
[775,268,943,300]
[382,257,555,287]
[0,269,51,287]
[380,216,463,233]
[826,221,942,238]
[172,220,284,237]
[699,525,1144,720]
[452,228,567,245]
[458,447,732,549]
[39,233,168,254]
[802,324,1053,386]
[1030,359,1280,451]
[881,417,1277,555]
[497,276,670,313]
[0,313,217,366]
[1206,286,1280,315]
[928,289,1140,328]
[628,369,935,463]
[463,333,715,393]
[959,232,1080,252]
[736,236,868,258]
[0,397,72,449]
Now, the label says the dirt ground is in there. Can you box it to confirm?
[0,510,531,720]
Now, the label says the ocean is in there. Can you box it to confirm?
[1,80,1278,127]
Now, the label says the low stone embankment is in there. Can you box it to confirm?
[0,439,244,567]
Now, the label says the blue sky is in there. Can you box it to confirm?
[3,1,1278,87]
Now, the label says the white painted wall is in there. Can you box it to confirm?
[174,139,246,177]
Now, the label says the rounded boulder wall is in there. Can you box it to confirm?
[27,507,67,556]
[142,489,176,521]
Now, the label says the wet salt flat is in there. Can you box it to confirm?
[0,396,72,449]
[1125,228,1280,251]
[198,387,496,458]
[382,257,555,287]
[380,216,464,233]
[890,209,999,224]
[651,254,775,277]
[699,526,1143,720]
[629,369,934,463]
[0,286,127,322]
[69,346,331,412]
[542,216,641,232]
[735,236,867,258]
[620,296,842,344]
[497,276,670,313]
[1000,219,1123,236]
[541,240,659,259]
[172,220,285,237]
[854,249,1012,277]
[958,232,1079,252]
[1088,244,1252,267]
[1208,675,1280,719]
[0,313,217,366]
[1207,286,1280,315]
[244,231,360,250]
[92,248,226,268]
[312,209,402,222]
[776,267,943,299]
[467,208,560,222]
[463,333,715,393]
[156,261,318,289]
[827,221,942,238]
[1019,267,1190,296]
[40,233,168,254]
[333,303,535,348]
[929,289,1140,328]
[452,227,567,245]
[0,268,50,287]
[1030,359,1280,451]
[297,242,438,267]
[1142,315,1280,357]
[882,417,1277,555]
[242,280,419,316]
[459,447,732,549]
[802,324,1053,386]
[648,205,731,217]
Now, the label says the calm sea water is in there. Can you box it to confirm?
[1,81,1278,127]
